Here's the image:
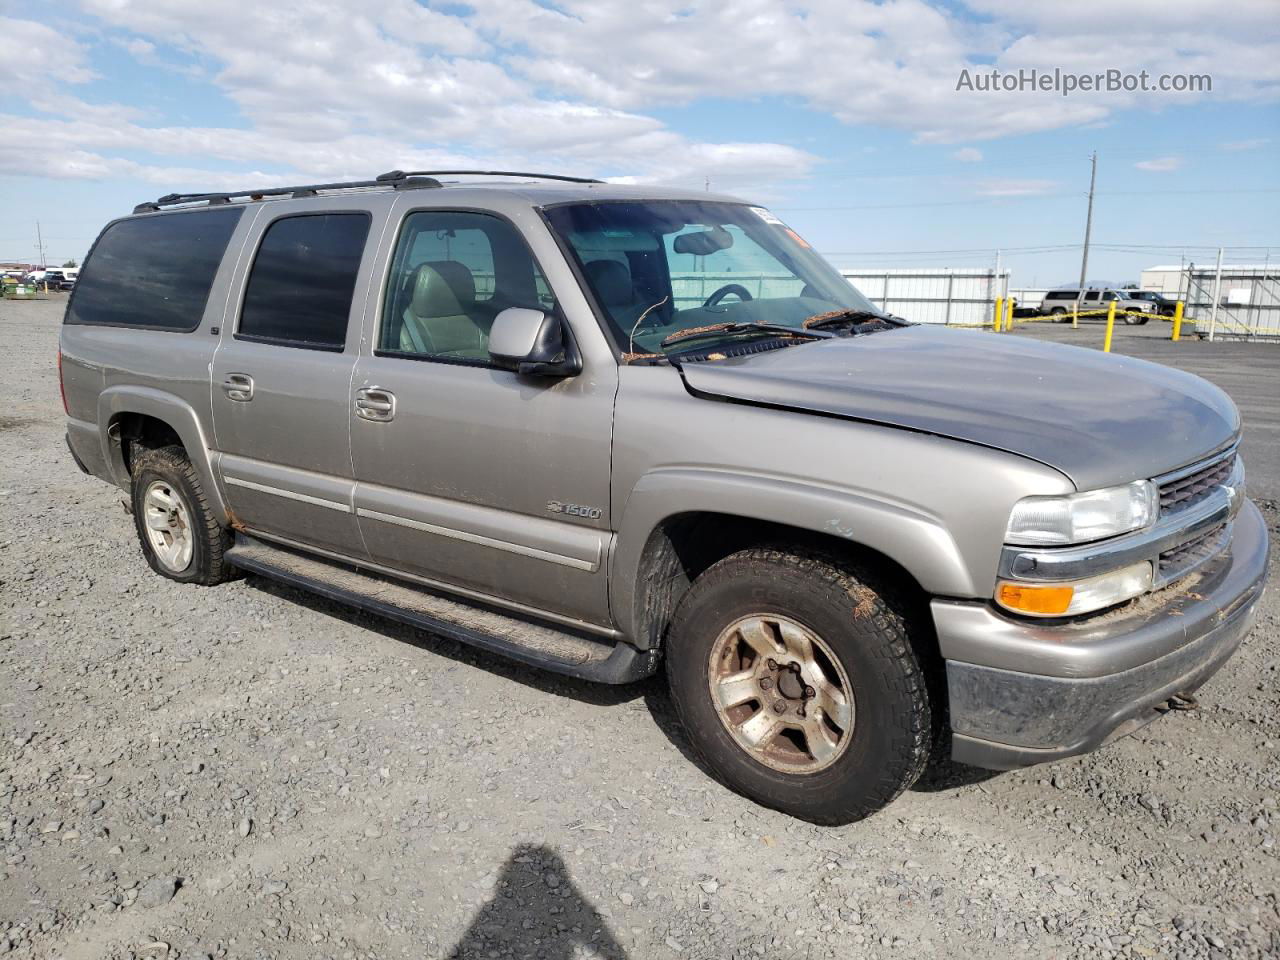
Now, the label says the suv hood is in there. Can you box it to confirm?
[678,325,1239,491]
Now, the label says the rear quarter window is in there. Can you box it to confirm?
[65,208,243,331]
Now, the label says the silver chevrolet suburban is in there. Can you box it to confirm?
[60,171,1269,824]
[1040,288,1155,322]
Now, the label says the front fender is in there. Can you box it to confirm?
[98,385,228,522]
[609,467,974,647]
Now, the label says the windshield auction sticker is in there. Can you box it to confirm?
[749,206,784,225]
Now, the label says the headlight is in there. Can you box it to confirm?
[1005,480,1157,546]
[996,561,1153,617]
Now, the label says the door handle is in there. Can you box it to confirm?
[355,387,396,422]
[222,373,254,402]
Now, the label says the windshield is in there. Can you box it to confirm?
[543,200,881,356]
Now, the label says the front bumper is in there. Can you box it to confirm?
[934,499,1269,770]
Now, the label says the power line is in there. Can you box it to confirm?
[776,186,1280,212]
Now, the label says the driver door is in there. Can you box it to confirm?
[349,207,616,628]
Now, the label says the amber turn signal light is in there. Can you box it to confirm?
[996,582,1074,616]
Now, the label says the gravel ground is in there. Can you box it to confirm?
[2,296,1278,960]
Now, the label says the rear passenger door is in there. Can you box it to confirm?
[211,205,380,558]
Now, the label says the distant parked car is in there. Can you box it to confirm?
[1039,289,1152,324]
[1124,290,1180,317]
[28,270,74,291]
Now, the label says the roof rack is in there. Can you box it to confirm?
[376,169,604,185]
[132,174,443,214]
[131,168,603,214]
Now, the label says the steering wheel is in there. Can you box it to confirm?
[703,283,754,309]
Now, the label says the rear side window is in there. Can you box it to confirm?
[237,213,370,350]
[65,208,242,330]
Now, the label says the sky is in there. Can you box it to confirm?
[1,0,1277,287]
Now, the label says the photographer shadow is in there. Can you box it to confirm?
[448,843,627,960]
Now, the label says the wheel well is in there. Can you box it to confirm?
[635,512,933,644]
[634,511,948,750]
[110,413,184,475]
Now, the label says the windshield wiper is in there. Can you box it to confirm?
[660,322,831,349]
[802,308,908,332]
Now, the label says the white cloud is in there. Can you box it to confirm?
[0,16,94,88]
[974,178,1059,197]
[473,0,1279,143]
[45,1,813,190]
[1134,156,1183,172]
[4,0,1278,191]
[1220,138,1271,151]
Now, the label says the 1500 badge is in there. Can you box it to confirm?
[547,500,603,520]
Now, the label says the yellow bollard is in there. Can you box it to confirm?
[993,297,1004,332]
[1103,300,1116,353]
[1004,297,1015,332]
[1171,301,1184,341]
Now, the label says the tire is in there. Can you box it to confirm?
[130,445,234,585]
[665,548,933,824]
[1048,307,1069,322]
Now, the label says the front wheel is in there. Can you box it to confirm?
[665,548,933,824]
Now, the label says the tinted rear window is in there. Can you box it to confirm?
[237,213,370,350]
[65,208,242,330]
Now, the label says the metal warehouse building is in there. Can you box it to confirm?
[1141,263,1279,339]
[837,268,1010,325]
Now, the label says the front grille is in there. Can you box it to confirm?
[1159,452,1236,513]
[1158,522,1229,581]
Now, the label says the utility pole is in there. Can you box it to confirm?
[1074,152,1097,327]
[704,176,710,192]
[1207,246,1224,342]
[36,221,47,269]
[993,248,1001,327]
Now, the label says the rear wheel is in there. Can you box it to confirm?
[130,445,234,585]
[665,548,933,824]
[1049,306,1069,322]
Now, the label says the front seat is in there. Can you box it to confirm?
[399,262,488,359]
[584,259,646,330]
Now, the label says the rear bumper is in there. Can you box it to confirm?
[65,431,90,474]
[65,418,113,485]
[934,499,1269,770]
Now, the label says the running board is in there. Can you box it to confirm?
[225,535,657,684]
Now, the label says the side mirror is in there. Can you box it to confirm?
[488,308,581,378]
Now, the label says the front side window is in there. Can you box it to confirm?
[379,211,556,364]
[66,208,243,331]
[543,200,879,357]
[237,213,370,350]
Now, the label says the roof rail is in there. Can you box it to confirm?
[132,174,443,214]
[376,169,604,185]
